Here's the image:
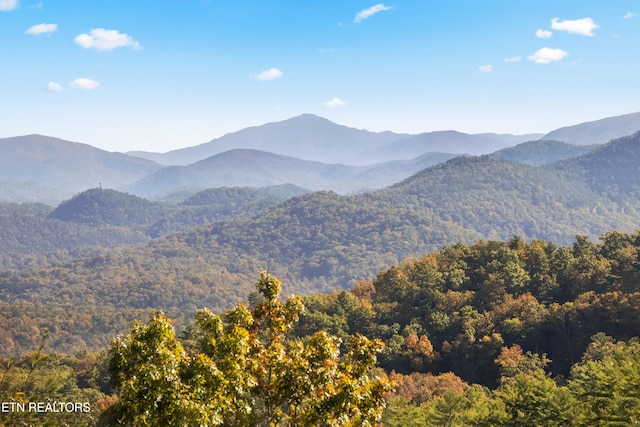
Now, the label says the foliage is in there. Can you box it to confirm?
[0,331,110,426]
[489,140,597,166]
[104,272,392,426]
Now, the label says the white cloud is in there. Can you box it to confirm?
[70,78,100,90]
[536,29,553,38]
[0,0,18,11]
[551,17,599,36]
[251,68,283,81]
[74,28,141,51]
[624,12,636,19]
[26,23,58,35]
[47,81,62,91]
[527,47,568,64]
[504,55,521,63]
[354,4,391,23]
[478,65,493,73]
[324,97,346,108]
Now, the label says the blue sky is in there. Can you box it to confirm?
[1,1,639,152]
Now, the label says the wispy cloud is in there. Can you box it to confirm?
[478,65,493,73]
[504,56,521,63]
[26,23,58,35]
[0,0,18,11]
[536,29,553,38]
[551,17,599,36]
[47,81,62,91]
[624,12,636,19]
[527,47,568,64]
[324,97,346,108]
[75,28,141,51]
[354,4,391,23]
[251,68,283,81]
[70,78,100,90]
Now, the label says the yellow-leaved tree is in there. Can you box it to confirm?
[101,271,392,426]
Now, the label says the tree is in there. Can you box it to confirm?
[104,271,392,426]
[569,334,640,426]
[493,369,577,426]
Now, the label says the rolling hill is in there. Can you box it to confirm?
[0,135,163,203]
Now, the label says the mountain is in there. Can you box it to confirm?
[489,140,598,166]
[542,111,640,145]
[0,135,163,202]
[48,188,167,227]
[124,149,459,198]
[124,149,362,197]
[128,114,408,166]
[348,131,514,165]
[550,131,640,201]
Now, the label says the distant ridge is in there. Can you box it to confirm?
[0,134,163,200]
[490,140,598,166]
[128,114,407,166]
[123,148,458,198]
[127,114,535,167]
[542,111,640,145]
[347,130,513,164]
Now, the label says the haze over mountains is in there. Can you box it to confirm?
[1,111,640,204]
[0,135,162,201]
[2,113,640,354]
[3,132,640,352]
[542,111,640,145]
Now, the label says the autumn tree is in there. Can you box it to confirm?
[104,271,392,426]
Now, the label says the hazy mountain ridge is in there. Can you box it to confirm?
[542,111,640,145]
[348,131,512,165]
[0,134,163,202]
[127,114,535,167]
[489,140,598,166]
[3,111,639,204]
[124,148,460,197]
[128,114,410,166]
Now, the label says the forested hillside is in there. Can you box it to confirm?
[2,231,640,425]
[489,140,597,166]
[2,133,640,357]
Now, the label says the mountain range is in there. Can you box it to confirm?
[1,111,640,204]
[2,128,640,353]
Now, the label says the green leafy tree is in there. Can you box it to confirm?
[569,334,640,426]
[493,369,578,426]
[104,272,392,426]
